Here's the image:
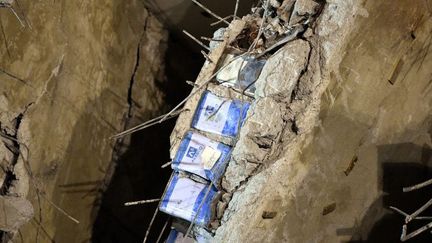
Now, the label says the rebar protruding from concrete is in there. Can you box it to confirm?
[40,192,80,224]
[210,15,233,26]
[143,207,159,243]
[201,50,213,63]
[403,178,432,192]
[183,30,210,51]
[401,222,432,241]
[161,161,172,169]
[159,53,248,123]
[110,109,184,139]
[155,219,169,243]
[389,206,432,220]
[234,0,240,19]
[406,198,432,223]
[124,199,160,206]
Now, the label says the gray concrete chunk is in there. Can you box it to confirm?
[255,39,310,98]
[222,97,286,192]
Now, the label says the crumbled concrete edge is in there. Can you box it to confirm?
[213,0,369,242]
[169,18,247,158]
[164,0,369,241]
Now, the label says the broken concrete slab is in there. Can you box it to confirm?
[255,39,310,98]
[222,97,286,192]
[277,0,296,23]
[289,0,321,25]
[0,196,33,232]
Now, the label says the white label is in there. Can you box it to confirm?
[216,55,248,85]
[195,93,231,135]
[201,146,222,170]
[164,176,206,221]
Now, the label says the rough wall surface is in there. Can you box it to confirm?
[213,0,432,242]
[0,1,167,242]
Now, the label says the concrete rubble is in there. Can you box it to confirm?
[162,0,325,240]
[163,0,432,242]
[0,0,431,242]
[223,97,286,192]
[254,39,311,98]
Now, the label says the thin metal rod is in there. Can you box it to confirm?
[183,30,210,51]
[390,206,432,220]
[161,161,172,169]
[15,0,32,29]
[143,207,159,243]
[401,221,432,241]
[143,172,174,243]
[234,0,240,19]
[110,109,183,139]
[406,198,432,223]
[390,206,409,217]
[39,193,80,224]
[403,178,432,192]
[159,53,248,123]
[184,182,213,240]
[191,0,229,25]
[8,6,25,27]
[250,0,269,50]
[201,50,213,63]
[124,199,160,206]
[256,25,304,58]
[200,36,223,42]
[210,15,233,26]
[156,219,169,243]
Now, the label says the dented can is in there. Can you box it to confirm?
[191,91,250,138]
[172,131,231,185]
[159,173,218,227]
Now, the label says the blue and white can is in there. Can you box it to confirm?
[160,173,218,227]
[172,131,231,185]
[191,91,250,138]
[166,229,195,243]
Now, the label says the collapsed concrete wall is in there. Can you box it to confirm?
[0,1,167,242]
[213,0,432,242]
[165,0,432,242]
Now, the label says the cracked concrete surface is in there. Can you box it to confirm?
[0,1,167,242]
[1,0,432,242]
[212,0,432,242]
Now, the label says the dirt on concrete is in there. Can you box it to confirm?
[0,1,168,242]
[212,0,432,242]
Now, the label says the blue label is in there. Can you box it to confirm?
[186,146,199,159]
